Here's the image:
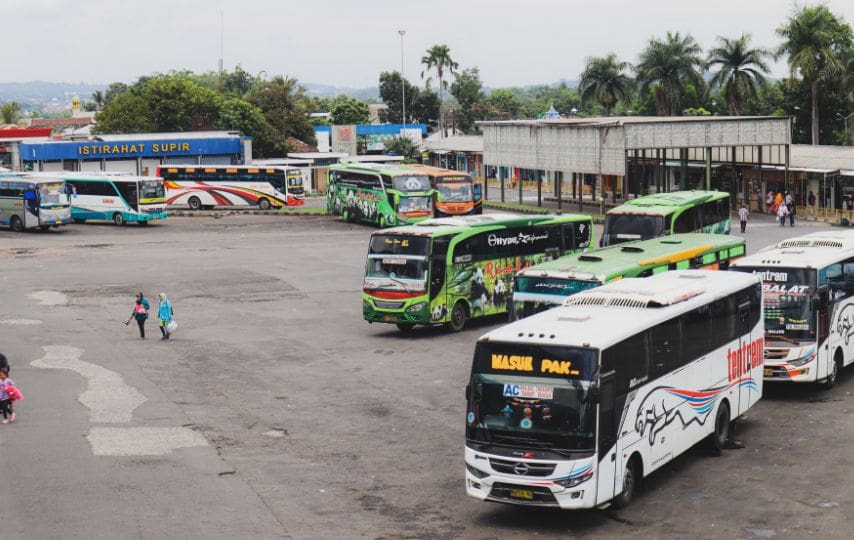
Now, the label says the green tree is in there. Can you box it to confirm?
[485,88,521,119]
[245,76,317,157]
[330,95,369,124]
[707,34,770,116]
[635,32,705,115]
[776,4,853,144]
[93,93,154,133]
[216,97,267,139]
[578,53,633,116]
[0,101,22,124]
[385,136,420,163]
[222,65,260,96]
[378,71,438,126]
[421,44,459,134]
[143,76,222,131]
[449,67,486,134]
[103,82,129,107]
[90,90,105,110]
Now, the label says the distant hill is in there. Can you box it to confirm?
[302,82,379,101]
[0,81,106,111]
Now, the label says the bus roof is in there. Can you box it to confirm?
[377,213,592,238]
[607,191,729,216]
[404,164,471,179]
[516,233,744,282]
[0,173,67,185]
[36,173,163,183]
[160,164,301,172]
[328,162,422,176]
[479,270,759,350]
[732,230,854,270]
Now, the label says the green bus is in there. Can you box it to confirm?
[602,191,731,247]
[327,163,434,227]
[510,233,746,320]
[363,213,594,331]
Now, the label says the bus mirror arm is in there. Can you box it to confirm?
[588,381,600,404]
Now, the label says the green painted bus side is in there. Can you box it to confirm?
[327,162,435,227]
[602,190,731,246]
[363,213,594,331]
[511,233,746,320]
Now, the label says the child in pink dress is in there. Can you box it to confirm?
[0,368,16,424]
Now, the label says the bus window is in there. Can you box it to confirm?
[114,181,138,210]
[682,305,711,361]
[674,207,700,233]
[603,332,649,395]
[709,295,737,349]
[430,237,450,299]
[650,317,682,376]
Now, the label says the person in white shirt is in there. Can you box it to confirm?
[738,204,749,233]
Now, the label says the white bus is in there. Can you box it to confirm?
[465,270,763,509]
[731,230,854,388]
[0,175,71,232]
[62,174,168,226]
[157,165,306,210]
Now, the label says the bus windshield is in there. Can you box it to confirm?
[39,182,69,207]
[437,182,472,202]
[365,234,430,292]
[392,175,431,192]
[467,343,598,453]
[603,213,665,245]
[510,276,601,320]
[397,196,432,215]
[732,266,815,344]
[139,180,165,200]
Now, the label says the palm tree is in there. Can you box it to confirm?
[91,90,105,111]
[707,34,770,116]
[578,53,633,116]
[635,32,705,116]
[776,5,853,145]
[421,44,459,135]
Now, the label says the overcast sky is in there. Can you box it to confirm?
[7,0,854,89]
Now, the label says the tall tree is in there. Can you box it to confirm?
[0,101,22,124]
[378,71,438,127]
[578,53,633,116]
[245,76,316,157]
[635,32,705,116]
[142,76,222,131]
[216,97,267,139]
[421,44,459,134]
[93,93,154,133]
[485,88,522,119]
[330,95,369,125]
[449,67,486,134]
[776,5,853,144]
[707,34,770,116]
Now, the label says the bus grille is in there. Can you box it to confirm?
[489,458,555,476]
[374,300,404,309]
[765,349,789,360]
[489,483,558,506]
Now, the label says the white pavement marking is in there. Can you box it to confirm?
[0,319,43,325]
[31,345,147,423]
[87,427,208,456]
[28,290,68,306]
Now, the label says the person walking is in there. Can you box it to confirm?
[0,368,16,424]
[738,203,749,233]
[157,292,174,341]
[788,199,796,227]
[766,191,774,214]
[128,292,150,340]
[808,190,816,208]
[777,201,789,227]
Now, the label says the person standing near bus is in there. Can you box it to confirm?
[157,292,173,341]
[766,191,774,213]
[788,199,796,227]
[777,201,789,227]
[129,292,150,340]
[738,203,749,233]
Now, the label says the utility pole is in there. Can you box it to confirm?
[398,30,406,129]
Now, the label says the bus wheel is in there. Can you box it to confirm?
[613,457,638,509]
[10,216,23,232]
[449,302,467,332]
[396,323,415,332]
[711,401,731,454]
[258,197,271,210]
[378,215,386,228]
[187,196,202,211]
[113,213,125,226]
[823,351,842,389]
[342,209,351,222]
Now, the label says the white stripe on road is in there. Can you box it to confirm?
[31,345,146,423]
[0,319,43,325]
[87,427,208,456]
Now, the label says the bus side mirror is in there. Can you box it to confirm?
[588,381,600,404]
[812,290,828,309]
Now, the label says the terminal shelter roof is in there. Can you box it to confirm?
[423,135,484,153]
[789,144,854,175]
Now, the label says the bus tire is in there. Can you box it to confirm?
[258,197,271,210]
[449,302,467,332]
[187,196,202,211]
[613,456,639,509]
[112,212,125,226]
[711,401,731,454]
[396,323,415,332]
[10,216,23,233]
[378,215,386,228]
[823,350,843,389]
[342,208,351,222]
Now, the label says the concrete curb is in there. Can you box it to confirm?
[168,209,328,218]
[483,201,605,223]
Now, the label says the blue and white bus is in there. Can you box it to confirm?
[62,174,168,225]
[0,175,71,232]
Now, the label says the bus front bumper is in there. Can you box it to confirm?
[363,296,430,325]
[763,346,817,382]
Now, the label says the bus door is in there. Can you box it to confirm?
[430,238,450,318]
[595,370,618,504]
[24,188,38,226]
[473,183,483,214]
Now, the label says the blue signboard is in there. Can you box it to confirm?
[314,124,426,136]
[20,137,243,161]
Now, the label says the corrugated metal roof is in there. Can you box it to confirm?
[423,135,483,153]
[790,144,854,173]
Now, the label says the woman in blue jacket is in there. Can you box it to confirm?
[158,293,174,341]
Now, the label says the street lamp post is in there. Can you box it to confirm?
[838,112,854,145]
[398,30,406,129]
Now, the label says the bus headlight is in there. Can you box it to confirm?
[554,470,593,488]
[466,464,489,479]
[406,302,427,313]
[788,352,815,367]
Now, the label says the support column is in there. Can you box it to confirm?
[599,173,605,214]
[537,170,542,207]
[572,172,577,201]
[680,148,687,191]
[518,168,523,204]
[784,144,790,194]
[481,162,487,202]
[578,174,584,212]
[757,146,763,205]
[705,147,712,191]
[557,171,563,211]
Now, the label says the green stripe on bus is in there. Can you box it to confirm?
[653,265,668,274]
[702,253,716,264]
[730,245,745,257]
[676,260,691,270]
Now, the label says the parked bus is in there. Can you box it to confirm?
[731,230,854,388]
[465,270,763,509]
[602,191,731,247]
[363,213,593,331]
[63,174,167,225]
[0,175,71,232]
[405,164,483,217]
[327,163,434,227]
[157,165,305,210]
[510,233,746,320]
